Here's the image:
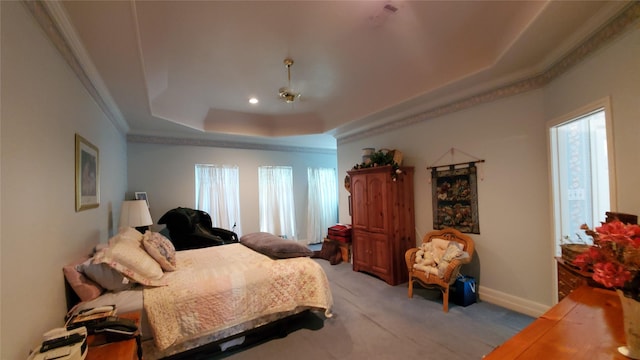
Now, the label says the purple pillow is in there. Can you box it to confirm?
[240,232,312,259]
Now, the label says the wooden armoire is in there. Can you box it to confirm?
[347,166,415,285]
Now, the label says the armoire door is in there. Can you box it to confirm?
[365,171,388,234]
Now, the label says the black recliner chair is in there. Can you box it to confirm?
[158,207,238,251]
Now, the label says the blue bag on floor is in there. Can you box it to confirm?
[453,275,477,307]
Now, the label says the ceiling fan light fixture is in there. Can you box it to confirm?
[278,58,300,103]
[278,87,300,103]
[284,93,299,103]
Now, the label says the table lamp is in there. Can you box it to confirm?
[119,200,153,233]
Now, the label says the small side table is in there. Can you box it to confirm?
[85,311,142,360]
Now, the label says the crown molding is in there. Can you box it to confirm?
[127,134,337,155]
[337,1,640,145]
[23,0,129,135]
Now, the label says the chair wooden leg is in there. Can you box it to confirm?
[442,286,449,312]
[408,278,414,298]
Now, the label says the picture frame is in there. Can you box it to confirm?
[75,134,99,211]
[135,192,149,208]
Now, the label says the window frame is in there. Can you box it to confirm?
[547,96,617,255]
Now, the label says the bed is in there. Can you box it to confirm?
[63,229,333,359]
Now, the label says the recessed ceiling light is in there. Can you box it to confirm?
[249,97,259,104]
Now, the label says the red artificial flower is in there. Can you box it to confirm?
[572,220,640,297]
[592,262,632,288]
[596,222,640,247]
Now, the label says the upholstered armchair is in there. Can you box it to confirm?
[158,207,238,251]
[405,228,475,312]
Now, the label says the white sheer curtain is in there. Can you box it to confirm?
[195,164,242,236]
[258,166,296,239]
[306,168,338,244]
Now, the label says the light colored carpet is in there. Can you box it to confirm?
[180,258,533,360]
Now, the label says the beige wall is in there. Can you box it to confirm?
[127,142,337,240]
[337,27,640,316]
[1,2,128,359]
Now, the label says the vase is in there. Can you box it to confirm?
[617,290,640,359]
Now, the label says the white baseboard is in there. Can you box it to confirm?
[478,285,550,318]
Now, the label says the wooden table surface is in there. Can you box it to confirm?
[484,285,626,359]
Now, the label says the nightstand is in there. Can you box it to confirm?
[85,311,142,360]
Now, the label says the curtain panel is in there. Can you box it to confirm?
[195,164,242,236]
[307,168,338,244]
[258,166,296,239]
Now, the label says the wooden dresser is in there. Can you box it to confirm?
[347,166,415,285]
[556,257,596,301]
[484,285,625,359]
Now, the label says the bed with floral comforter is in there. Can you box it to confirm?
[143,242,333,357]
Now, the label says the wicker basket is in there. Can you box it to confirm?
[561,244,589,265]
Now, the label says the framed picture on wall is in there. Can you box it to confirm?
[75,134,99,211]
[135,192,149,208]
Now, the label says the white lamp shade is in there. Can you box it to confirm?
[119,200,153,228]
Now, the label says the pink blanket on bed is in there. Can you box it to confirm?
[143,243,333,351]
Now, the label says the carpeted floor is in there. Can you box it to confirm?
[176,257,534,360]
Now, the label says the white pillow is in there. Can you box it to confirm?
[110,227,144,247]
[94,239,166,286]
[430,238,451,262]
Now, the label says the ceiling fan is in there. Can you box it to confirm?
[278,58,301,103]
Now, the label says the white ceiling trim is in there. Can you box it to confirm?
[127,134,337,155]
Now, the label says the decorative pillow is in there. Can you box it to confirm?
[143,231,177,271]
[110,227,144,248]
[430,238,451,262]
[77,257,135,292]
[442,242,464,262]
[240,232,313,259]
[94,239,167,286]
[63,256,104,301]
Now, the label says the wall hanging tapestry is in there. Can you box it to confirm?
[430,162,481,234]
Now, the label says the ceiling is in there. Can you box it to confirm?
[49,1,629,149]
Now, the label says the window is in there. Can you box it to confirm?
[549,98,616,252]
[307,168,338,244]
[195,164,242,235]
[258,166,296,239]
